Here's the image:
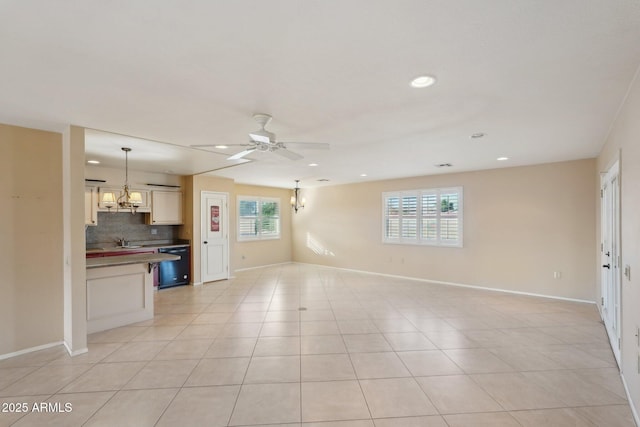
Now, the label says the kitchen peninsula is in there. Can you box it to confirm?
[86,252,179,333]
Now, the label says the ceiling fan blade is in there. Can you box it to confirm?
[190,143,250,148]
[284,142,330,150]
[274,148,303,160]
[249,133,271,144]
[228,149,256,160]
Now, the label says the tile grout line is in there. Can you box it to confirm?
[223,266,274,426]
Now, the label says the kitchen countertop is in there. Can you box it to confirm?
[86,241,190,255]
[86,253,180,269]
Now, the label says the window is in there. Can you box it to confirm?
[383,187,463,246]
[238,196,281,241]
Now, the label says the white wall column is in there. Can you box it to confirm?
[63,125,88,355]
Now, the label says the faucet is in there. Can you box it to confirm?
[116,237,130,247]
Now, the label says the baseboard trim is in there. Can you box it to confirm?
[620,372,640,426]
[0,341,65,361]
[63,341,88,357]
[234,261,293,273]
[292,262,596,305]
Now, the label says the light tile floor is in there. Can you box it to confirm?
[0,264,636,426]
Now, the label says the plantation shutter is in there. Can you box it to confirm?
[238,196,281,241]
[401,195,418,239]
[440,191,460,244]
[421,192,438,242]
[384,196,400,240]
[383,187,462,246]
[260,200,280,237]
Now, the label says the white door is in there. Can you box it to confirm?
[201,191,229,282]
[600,161,621,364]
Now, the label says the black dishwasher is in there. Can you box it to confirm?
[158,246,190,289]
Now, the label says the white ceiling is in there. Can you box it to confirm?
[2,1,640,188]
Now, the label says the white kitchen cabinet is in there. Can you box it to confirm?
[132,189,151,213]
[97,187,151,213]
[84,186,99,226]
[148,191,183,225]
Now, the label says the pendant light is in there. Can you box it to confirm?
[101,147,143,214]
[290,179,305,213]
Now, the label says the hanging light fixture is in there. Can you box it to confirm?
[290,179,305,213]
[101,147,143,214]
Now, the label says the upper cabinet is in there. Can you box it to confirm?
[85,186,98,226]
[148,191,183,225]
[97,187,151,213]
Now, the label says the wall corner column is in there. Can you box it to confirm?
[63,125,87,355]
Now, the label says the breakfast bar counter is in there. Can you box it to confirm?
[86,253,179,269]
[86,253,180,334]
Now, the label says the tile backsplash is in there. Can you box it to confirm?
[86,212,178,246]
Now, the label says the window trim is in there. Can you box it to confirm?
[237,196,281,242]
[382,187,463,247]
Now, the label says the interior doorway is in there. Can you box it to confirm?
[201,191,229,283]
[600,160,621,365]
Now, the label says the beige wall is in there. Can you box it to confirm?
[293,159,597,301]
[597,67,640,418]
[0,123,64,355]
[185,175,294,283]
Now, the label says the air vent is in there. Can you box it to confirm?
[317,178,330,182]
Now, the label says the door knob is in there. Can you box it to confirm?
[203,241,208,244]
[602,264,611,269]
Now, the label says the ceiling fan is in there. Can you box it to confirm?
[192,113,329,160]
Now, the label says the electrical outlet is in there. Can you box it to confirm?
[553,271,562,279]
[625,265,631,280]
[151,228,158,235]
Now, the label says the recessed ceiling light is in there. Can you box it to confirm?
[360,173,368,177]
[470,133,486,139]
[497,157,509,161]
[308,163,318,167]
[410,75,437,88]
[87,160,100,164]
[214,145,228,149]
